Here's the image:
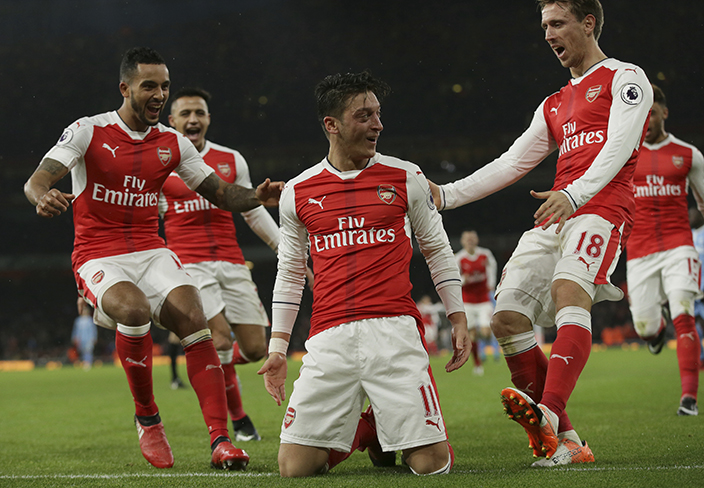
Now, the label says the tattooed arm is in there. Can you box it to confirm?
[24,158,75,218]
[195,173,283,212]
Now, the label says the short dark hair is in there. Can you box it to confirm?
[537,0,604,41]
[315,71,391,125]
[651,84,666,107]
[170,87,212,112]
[119,47,165,84]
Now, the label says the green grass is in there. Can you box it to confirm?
[0,347,702,487]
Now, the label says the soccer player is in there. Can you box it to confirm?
[626,84,703,416]
[160,87,281,440]
[689,208,704,369]
[23,47,283,470]
[72,297,98,370]
[456,230,498,375]
[258,71,470,477]
[429,0,652,466]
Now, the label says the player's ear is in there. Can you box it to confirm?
[662,107,669,121]
[583,14,596,38]
[168,114,175,128]
[323,116,339,135]
[119,81,131,99]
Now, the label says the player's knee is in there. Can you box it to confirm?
[241,341,266,362]
[490,311,530,338]
[632,306,661,339]
[277,449,327,478]
[211,330,233,351]
[404,442,449,475]
[106,297,151,325]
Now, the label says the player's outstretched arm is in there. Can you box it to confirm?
[195,173,284,213]
[445,311,470,372]
[257,332,290,406]
[24,158,74,218]
[530,189,574,234]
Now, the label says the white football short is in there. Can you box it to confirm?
[463,301,493,330]
[626,245,703,314]
[184,261,269,326]
[280,315,448,452]
[495,214,624,328]
[75,248,195,330]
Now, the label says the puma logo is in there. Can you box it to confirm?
[550,354,574,365]
[102,143,119,157]
[308,196,326,210]
[550,103,561,115]
[205,364,222,371]
[578,256,595,271]
[680,332,697,341]
[522,382,535,395]
[425,418,442,431]
[125,356,148,368]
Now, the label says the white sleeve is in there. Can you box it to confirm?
[560,68,653,210]
[406,167,464,315]
[234,153,280,251]
[41,118,94,170]
[688,146,704,214]
[271,183,308,335]
[174,136,215,190]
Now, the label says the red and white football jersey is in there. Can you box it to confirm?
[159,140,279,265]
[272,154,463,338]
[40,111,213,272]
[441,59,652,234]
[627,134,704,260]
[455,247,497,304]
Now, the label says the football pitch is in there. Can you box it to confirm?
[1,346,702,487]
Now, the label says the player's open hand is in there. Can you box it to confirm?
[36,189,75,218]
[531,190,574,234]
[257,353,288,406]
[256,178,285,207]
[446,311,470,372]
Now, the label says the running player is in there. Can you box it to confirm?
[456,230,498,375]
[23,47,282,470]
[258,71,470,477]
[161,87,280,439]
[626,84,703,416]
[429,0,652,466]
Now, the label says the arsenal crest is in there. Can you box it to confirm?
[377,184,397,205]
[157,147,172,166]
[672,155,684,168]
[585,85,602,103]
[284,407,296,429]
[217,163,231,177]
[91,270,105,285]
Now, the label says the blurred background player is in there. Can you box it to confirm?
[72,297,98,370]
[455,229,498,375]
[689,207,704,369]
[24,47,283,470]
[429,0,652,466]
[626,84,703,416]
[161,87,280,440]
[166,331,186,389]
[258,71,470,477]
[417,294,444,355]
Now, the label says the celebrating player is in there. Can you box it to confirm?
[429,0,652,466]
[258,71,470,477]
[456,230,498,375]
[160,87,281,440]
[23,47,283,470]
[626,84,703,416]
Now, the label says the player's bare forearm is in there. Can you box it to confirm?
[445,311,470,372]
[196,173,260,212]
[24,159,74,218]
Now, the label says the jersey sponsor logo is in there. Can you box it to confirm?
[585,85,602,103]
[633,175,683,198]
[91,270,105,284]
[620,83,644,105]
[312,216,396,253]
[58,128,73,145]
[217,163,231,177]
[377,185,397,205]
[102,143,119,158]
[672,155,684,168]
[284,407,296,428]
[558,128,605,156]
[157,147,172,166]
[92,174,158,208]
[174,195,218,213]
[308,196,326,210]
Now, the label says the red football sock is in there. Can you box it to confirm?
[673,314,700,399]
[116,329,157,417]
[541,325,591,418]
[232,342,250,365]
[471,341,482,367]
[222,360,246,421]
[327,410,377,470]
[185,339,230,444]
